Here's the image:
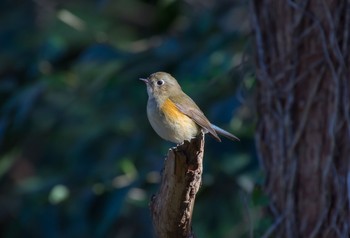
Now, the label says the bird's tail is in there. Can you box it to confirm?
[211,124,240,142]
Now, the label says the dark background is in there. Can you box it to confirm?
[0,0,269,237]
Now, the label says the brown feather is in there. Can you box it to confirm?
[169,93,221,142]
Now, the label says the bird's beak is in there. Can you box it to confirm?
[139,78,149,83]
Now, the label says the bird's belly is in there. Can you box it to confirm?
[147,99,199,143]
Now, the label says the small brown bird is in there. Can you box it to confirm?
[140,72,240,144]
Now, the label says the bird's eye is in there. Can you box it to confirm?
[156,80,164,86]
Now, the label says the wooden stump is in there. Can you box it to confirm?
[150,132,205,238]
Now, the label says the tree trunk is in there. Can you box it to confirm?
[150,132,204,238]
[251,0,350,237]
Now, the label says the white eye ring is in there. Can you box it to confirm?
[156,80,164,86]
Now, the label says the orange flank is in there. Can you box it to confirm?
[157,98,199,142]
[161,98,189,122]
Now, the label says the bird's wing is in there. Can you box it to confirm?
[169,93,221,142]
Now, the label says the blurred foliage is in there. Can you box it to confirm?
[0,0,271,237]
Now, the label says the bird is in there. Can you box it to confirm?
[140,72,240,144]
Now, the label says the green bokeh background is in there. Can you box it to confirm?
[0,0,270,237]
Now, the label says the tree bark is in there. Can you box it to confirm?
[150,132,204,238]
[251,0,350,237]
